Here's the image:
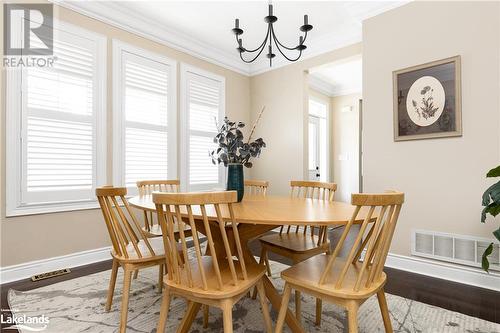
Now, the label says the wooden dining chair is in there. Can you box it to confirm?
[244,179,269,195]
[154,191,273,333]
[136,180,181,237]
[254,180,337,325]
[96,186,166,333]
[275,192,404,333]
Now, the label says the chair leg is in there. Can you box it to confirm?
[255,279,273,333]
[275,283,292,333]
[252,247,267,300]
[156,287,171,333]
[315,298,322,326]
[347,301,359,333]
[157,264,163,292]
[203,305,209,328]
[119,269,133,333]
[295,290,301,322]
[133,270,139,280]
[263,249,272,276]
[377,290,393,333]
[105,259,119,311]
[222,300,233,333]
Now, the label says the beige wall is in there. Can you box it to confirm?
[331,93,362,203]
[0,5,251,267]
[363,1,500,256]
[249,43,363,195]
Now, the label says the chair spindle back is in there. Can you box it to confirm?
[137,180,180,196]
[282,181,338,244]
[319,192,404,292]
[244,180,269,196]
[137,180,180,231]
[153,191,247,291]
[96,187,157,259]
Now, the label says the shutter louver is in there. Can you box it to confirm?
[123,54,170,187]
[185,70,224,189]
[25,38,95,197]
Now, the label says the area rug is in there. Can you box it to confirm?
[7,260,500,333]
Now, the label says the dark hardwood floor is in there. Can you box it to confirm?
[1,238,498,332]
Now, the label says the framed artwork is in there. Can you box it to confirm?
[393,56,462,141]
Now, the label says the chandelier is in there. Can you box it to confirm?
[232,2,313,67]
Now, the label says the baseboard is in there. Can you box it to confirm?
[385,252,500,292]
[0,247,112,284]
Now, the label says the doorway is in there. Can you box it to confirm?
[308,98,329,181]
[307,55,362,202]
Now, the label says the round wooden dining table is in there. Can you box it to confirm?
[129,194,371,333]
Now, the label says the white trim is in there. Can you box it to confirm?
[385,252,500,292]
[180,63,225,192]
[0,247,112,284]
[5,19,107,217]
[52,1,409,77]
[53,0,250,76]
[112,40,177,191]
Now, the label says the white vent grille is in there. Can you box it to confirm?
[412,230,500,271]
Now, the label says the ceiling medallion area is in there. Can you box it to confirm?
[232,2,313,67]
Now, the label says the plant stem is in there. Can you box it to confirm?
[247,106,265,143]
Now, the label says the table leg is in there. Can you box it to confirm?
[238,224,305,333]
[176,301,201,333]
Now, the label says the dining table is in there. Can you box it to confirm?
[129,193,373,333]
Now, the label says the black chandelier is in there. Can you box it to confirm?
[232,3,313,67]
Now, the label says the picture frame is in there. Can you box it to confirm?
[393,56,462,141]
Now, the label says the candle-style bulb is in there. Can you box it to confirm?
[304,15,308,25]
[235,18,239,29]
[269,4,273,16]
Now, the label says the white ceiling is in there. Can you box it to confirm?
[309,56,362,96]
[58,1,409,76]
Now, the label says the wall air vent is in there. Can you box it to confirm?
[412,230,500,272]
[31,268,71,282]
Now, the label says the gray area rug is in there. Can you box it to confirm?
[8,260,500,333]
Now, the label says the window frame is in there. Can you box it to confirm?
[112,40,177,195]
[6,20,107,217]
[180,63,225,192]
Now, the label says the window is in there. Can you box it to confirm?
[6,21,106,216]
[180,64,225,191]
[112,41,177,195]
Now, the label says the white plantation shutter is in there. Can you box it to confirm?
[181,65,225,191]
[6,21,106,215]
[113,42,176,194]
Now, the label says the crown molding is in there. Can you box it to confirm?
[53,1,408,77]
[249,28,362,76]
[309,75,361,98]
[53,0,251,76]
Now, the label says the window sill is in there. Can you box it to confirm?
[6,201,101,217]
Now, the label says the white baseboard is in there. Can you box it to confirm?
[0,247,112,284]
[385,253,500,292]
[2,247,499,291]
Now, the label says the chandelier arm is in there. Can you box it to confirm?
[239,29,270,63]
[270,24,303,51]
[271,31,303,62]
[235,25,271,53]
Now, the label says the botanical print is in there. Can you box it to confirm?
[393,56,461,141]
[406,76,445,127]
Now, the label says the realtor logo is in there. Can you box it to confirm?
[3,3,53,56]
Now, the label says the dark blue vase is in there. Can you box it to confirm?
[227,163,244,202]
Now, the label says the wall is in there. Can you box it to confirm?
[363,1,500,256]
[249,43,363,195]
[0,4,251,267]
[331,93,362,203]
